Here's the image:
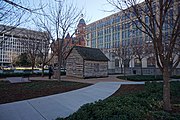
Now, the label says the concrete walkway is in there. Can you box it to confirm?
[0,82,144,120]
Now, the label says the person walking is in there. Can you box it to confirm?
[48,65,54,79]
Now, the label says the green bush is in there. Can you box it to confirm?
[0,72,49,78]
[57,82,180,120]
[150,111,180,120]
[171,75,180,79]
[117,75,163,81]
[117,75,180,81]
[58,97,150,120]
[0,71,66,78]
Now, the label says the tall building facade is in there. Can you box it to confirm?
[85,1,180,74]
[75,16,86,47]
[65,16,86,48]
[0,25,50,66]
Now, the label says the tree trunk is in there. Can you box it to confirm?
[120,63,123,73]
[154,66,157,79]
[58,58,62,82]
[31,63,34,74]
[124,66,126,77]
[41,64,44,77]
[163,66,171,111]
[57,46,62,82]
[140,61,143,75]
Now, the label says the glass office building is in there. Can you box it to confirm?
[85,1,180,74]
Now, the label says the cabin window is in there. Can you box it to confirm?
[72,58,76,71]
[94,63,99,72]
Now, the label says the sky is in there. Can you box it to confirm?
[3,0,145,29]
[27,0,116,25]
[18,0,143,31]
[70,0,143,23]
[75,0,115,23]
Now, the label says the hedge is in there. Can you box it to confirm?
[57,82,180,120]
[0,71,66,78]
[117,75,163,81]
[117,75,180,81]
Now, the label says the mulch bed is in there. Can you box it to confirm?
[0,80,91,104]
[111,84,145,97]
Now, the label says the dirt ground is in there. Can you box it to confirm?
[0,80,144,105]
[0,81,91,104]
[111,84,145,97]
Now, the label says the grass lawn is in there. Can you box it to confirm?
[57,81,180,120]
[0,80,91,104]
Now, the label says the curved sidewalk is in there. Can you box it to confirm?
[0,82,144,120]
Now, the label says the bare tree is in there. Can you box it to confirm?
[36,0,82,81]
[0,0,44,49]
[0,1,26,49]
[51,33,76,70]
[0,0,28,30]
[107,0,180,111]
[19,30,45,74]
[36,32,54,77]
[117,46,133,77]
[132,42,152,75]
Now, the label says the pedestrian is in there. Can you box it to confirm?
[48,65,54,79]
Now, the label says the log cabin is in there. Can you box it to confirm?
[66,46,109,78]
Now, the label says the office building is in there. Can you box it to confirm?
[0,25,50,66]
[85,1,180,75]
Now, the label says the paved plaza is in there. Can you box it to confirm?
[6,77,30,83]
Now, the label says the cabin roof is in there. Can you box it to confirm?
[67,46,109,61]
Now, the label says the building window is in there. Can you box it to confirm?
[145,16,149,24]
[134,58,141,67]
[115,59,119,67]
[147,57,155,67]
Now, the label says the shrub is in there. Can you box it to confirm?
[58,96,149,120]
[117,75,180,81]
[0,72,49,78]
[117,75,163,81]
[171,75,180,79]
[150,111,180,120]
[0,71,66,78]
[57,82,180,120]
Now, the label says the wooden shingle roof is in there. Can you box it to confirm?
[67,46,109,61]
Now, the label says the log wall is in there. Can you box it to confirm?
[66,49,84,78]
[84,60,108,78]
